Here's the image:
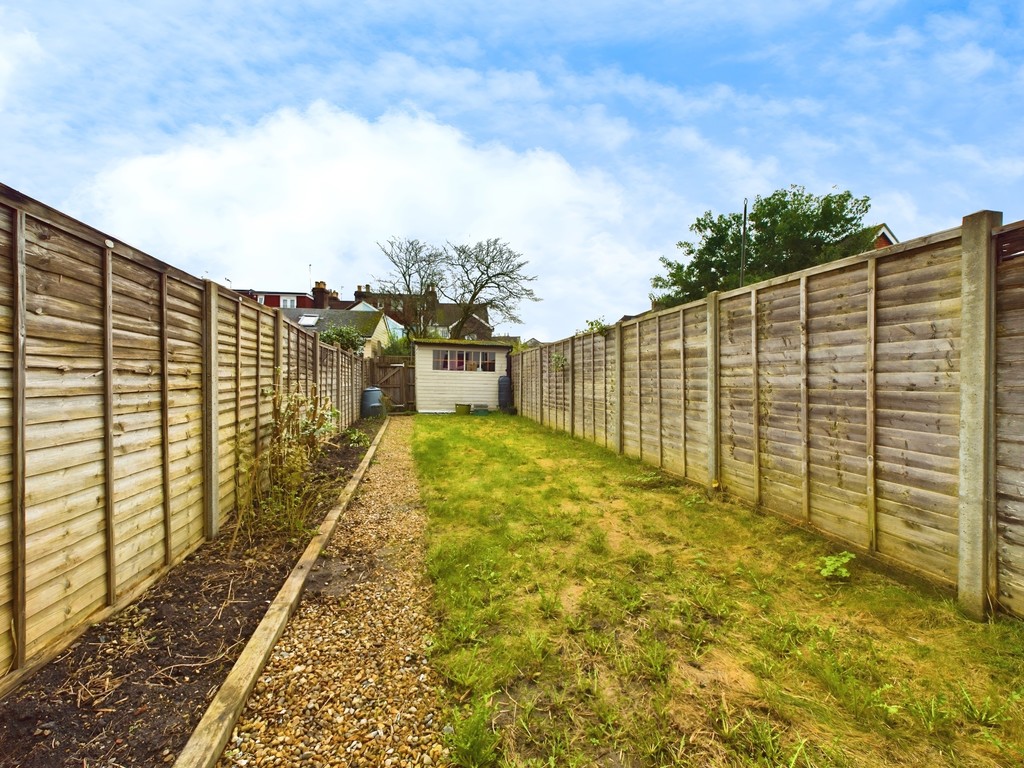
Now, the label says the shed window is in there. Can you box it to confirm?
[432,349,496,372]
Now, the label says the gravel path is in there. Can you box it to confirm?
[218,418,451,767]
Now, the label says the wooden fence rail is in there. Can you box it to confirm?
[513,210,1024,620]
[0,184,365,693]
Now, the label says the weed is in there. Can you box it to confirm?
[341,426,371,448]
[447,698,501,768]
[636,632,671,683]
[230,386,341,549]
[584,528,609,556]
[818,551,856,580]
[905,692,955,737]
[958,684,1020,727]
[538,591,562,620]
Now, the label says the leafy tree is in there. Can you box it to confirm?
[320,323,365,353]
[373,237,539,340]
[651,185,875,307]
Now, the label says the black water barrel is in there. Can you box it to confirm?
[498,375,513,411]
[361,387,384,417]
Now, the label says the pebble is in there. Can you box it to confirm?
[217,419,451,767]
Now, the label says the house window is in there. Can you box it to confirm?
[432,349,496,372]
[281,297,297,308]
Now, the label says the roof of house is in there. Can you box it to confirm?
[282,308,384,336]
[875,223,899,247]
[239,289,312,297]
[433,304,492,328]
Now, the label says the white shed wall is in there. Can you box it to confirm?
[414,345,508,412]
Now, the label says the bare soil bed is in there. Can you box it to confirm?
[0,418,382,768]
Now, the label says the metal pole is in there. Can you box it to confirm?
[740,197,748,287]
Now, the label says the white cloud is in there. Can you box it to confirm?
[0,16,43,109]
[662,127,780,201]
[72,102,672,340]
[934,42,999,82]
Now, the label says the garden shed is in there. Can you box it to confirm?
[414,338,511,413]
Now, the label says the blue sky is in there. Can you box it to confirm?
[1,1,1021,341]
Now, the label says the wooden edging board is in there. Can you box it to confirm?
[173,417,391,768]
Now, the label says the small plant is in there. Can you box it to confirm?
[539,590,562,620]
[906,692,955,736]
[818,551,856,580]
[341,427,371,448]
[550,352,568,371]
[576,316,610,336]
[230,387,341,550]
[446,698,501,768]
[958,684,1020,727]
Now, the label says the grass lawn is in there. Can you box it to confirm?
[411,414,1024,767]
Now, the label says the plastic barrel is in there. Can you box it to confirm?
[361,387,384,417]
[498,375,513,411]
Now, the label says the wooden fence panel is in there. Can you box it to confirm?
[875,242,962,582]
[682,304,708,484]
[0,203,14,675]
[22,216,109,654]
[658,312,683,475]
[111,256,167,597]
[597,332,614,449]
[805,263,870,547]
[257,309,277,450]
[620,324,640,458]
[756,281,805,520]
[217,290,241,527]
[166,276,206,560]
[638,316,660,464]
[0,184,367,691]
[512,214,1024,617]
[719,293,756,503]
[996,225,1024,616]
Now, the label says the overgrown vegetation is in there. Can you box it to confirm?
[320,322,366,352]
[413,414,1024,767]
[230,387,341,549]
[576,316,611,336]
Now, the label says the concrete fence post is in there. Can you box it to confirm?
[706,292,721,488]
[958,210,1002,619]
[614,321,624,455]
[202,280,221,541]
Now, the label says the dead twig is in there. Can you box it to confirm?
[145,640,242,687]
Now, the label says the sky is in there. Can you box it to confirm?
[1,1,1021,342]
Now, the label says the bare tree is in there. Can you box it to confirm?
[373,236,540,340]
[372,238,444,339]
[439,238,539,339]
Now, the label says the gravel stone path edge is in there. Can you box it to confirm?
[172,417,391,768]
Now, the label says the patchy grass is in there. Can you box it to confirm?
[413,414,1024,768]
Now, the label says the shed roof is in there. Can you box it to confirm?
[413,337,511,350]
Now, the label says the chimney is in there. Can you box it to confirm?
[312,280,328,309]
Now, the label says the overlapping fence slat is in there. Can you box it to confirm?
[996,222,1024,617]
[0,184,365,693]
[513,211,1024,619]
